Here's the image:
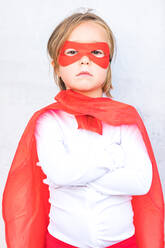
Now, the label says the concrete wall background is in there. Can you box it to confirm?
[0,0,164,247]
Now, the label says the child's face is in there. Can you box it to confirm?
[56,21,110,98]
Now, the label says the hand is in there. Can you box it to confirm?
[90,142,125,173]
[103,143,125,171]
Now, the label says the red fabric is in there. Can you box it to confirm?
[2,89,164,248]
[46,231,77,248]
[58,41,110,68]
[75,114,103,135]
[109,235,137,248]
[46,231,137,248]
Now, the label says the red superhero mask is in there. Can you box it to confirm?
[58,40,110,69]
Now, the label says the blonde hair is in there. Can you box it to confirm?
[47,9,116,97]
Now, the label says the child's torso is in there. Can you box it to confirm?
[35,109,136,247]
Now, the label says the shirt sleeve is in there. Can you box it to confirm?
[34,110,111,187]
[89,124,153,195]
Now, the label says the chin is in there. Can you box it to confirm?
[74,87,95,92]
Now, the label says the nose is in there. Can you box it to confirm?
[79,55,91,65]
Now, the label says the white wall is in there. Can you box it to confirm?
[0,0,164,247]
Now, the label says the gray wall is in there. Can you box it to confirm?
[1,0,165,247]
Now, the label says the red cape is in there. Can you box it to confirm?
[2,90,164,248]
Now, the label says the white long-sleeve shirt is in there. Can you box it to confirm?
[34,99,153,248]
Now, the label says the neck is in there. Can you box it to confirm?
[69,88,103,98]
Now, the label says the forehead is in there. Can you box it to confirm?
[61,41,109,52]
[67,21,108,43]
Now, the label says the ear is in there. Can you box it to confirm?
[51,60,60,77]
[51,60,55,67]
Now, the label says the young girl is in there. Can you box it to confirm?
[2,10,164,248]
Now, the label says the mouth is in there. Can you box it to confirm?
[76,71,93,76]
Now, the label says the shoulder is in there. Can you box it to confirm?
[109,98,142,125]
[110,97,138,112]
[103,92,137,112]
[36,109,57,123]
[34,109,64,141]
[23,101,61,136]
[28,101,60,124]
[120,123,143,139]
[34,106,64,136]
[108,97,145,134]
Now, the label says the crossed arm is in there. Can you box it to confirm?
[35,110,153,195]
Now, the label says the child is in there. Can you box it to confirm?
[2,9,164,248]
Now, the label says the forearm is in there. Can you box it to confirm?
[35,111,109,186]
[89,162,152,195]
[89,124,153,196]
